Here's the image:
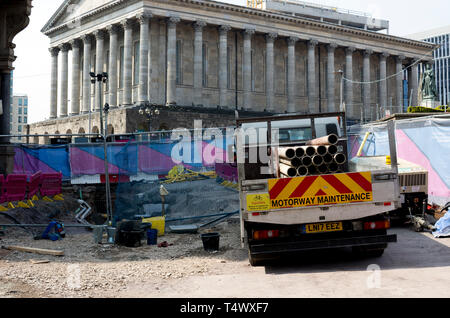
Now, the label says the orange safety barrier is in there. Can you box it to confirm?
[40,172,62,197]
[27,171,42,199]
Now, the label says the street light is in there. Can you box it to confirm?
[90,72,109,136]
[139,104,160,137]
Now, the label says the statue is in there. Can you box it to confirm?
[419,64,438,102]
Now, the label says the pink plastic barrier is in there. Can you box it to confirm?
[27,171,42,199]
[40,172,62,197]
[0,175,6,203]
[215,162,238,182]
[4,174,28,202]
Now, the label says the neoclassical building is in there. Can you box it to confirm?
[29,0,435,140]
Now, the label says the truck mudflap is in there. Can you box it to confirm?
[249,234,397,255]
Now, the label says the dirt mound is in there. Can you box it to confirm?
[0,197,81,237]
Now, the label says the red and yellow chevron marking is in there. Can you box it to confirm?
[267,172,373,209]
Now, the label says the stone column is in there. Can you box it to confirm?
[59,43,69,117]
[307,39,318,113]
[345,47,355,117]
[396,55,405,108]
[193,21,206,106]
[49,47,59,119]
[138,12,151,103]
[287,37,298,113]
[107,24,119,108]
[122,18,134,106]
[326,43,337,112]
[243,28,255,110]
[362,49,372,118]
[94,30,105,110]
[265,33,277,112]
[70,39,81,115]
[81,34,92,114]
[166,17,179,106]
[219,25,231,108]
[379,52,388,113]
[410,61,419,106]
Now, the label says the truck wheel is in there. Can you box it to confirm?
[352,245,386,258]
[248,251,265,267]
[365,248,385,257]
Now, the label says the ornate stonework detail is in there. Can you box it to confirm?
[364,49,373,57]
[168,16,180,27]
[194,20,206,32]
[81,34,93,44]
[69,38,81,49]
[106,24,121,35]
[397,55,406,62]
[346,46,356,54]
[121,18,134,30]
[137,12,152,24]
[287,36,299,45]
[49,47,60,56]
[327,43,338,51]
[59,43,71,52]
[219,25,231,35]
[266,33,278,42]
[93,29,105,40]
[308,39,318,47]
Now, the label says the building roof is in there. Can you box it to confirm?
[406,25,450,41]
[40,0,435,53]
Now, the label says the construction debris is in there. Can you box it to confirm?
[2,245,64,256]
[29,259,51,264]
[161,165,216,184]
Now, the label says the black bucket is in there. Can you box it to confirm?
[201,233,220,252]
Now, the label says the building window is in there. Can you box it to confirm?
[18,98,22,106]
[24,117,27,124]
[133,42,140,86]
[176,40,182,85]
[18,116,22,123]
[18,125,22,133]
[18,107,22,115]
[24,98,28,106]
[119,46,124,89]
[24,107,27,115]
[202,43,207,87]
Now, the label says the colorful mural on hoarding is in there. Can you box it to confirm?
[348,117,450,206]
[13,137,233,181]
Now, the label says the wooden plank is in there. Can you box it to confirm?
[29,259,50,264]
[2,245,64,256]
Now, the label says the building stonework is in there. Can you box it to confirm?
[28,0,436,142]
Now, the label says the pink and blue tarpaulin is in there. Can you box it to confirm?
[348,116,450,206]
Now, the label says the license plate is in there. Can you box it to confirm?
[303,222,343,234]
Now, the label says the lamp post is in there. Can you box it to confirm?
[90,72,108,136]
[139,104,160,139]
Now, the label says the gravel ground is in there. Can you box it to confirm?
[0,217,246,298]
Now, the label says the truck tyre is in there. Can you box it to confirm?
[248,251,265,267]
[352,244,386,258]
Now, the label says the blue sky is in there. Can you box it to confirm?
[12,0,450,124]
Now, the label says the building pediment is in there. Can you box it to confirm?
[41,0,119,33]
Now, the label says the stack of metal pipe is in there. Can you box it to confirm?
[278,134,347,178]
